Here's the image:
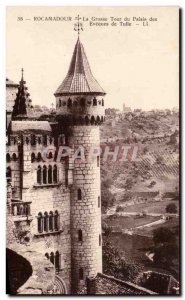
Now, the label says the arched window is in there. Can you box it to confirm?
[12,153,17,161]
[101,116,104,122]
[45,253,49,260]
[54,210,59,231]
[43,135,47,146]
[31,153,36,163]
[6,167,11,178]
[38,212,43,233]
[6,153,11,162]
[49,211,53,231]
[98,196,101,208]
[93,97,97,106]
[31,134,36,146]
[43,212,48,232]
[38,137,41,144]
[77,188,82,200]
[90,116,95,125]
[53,165,57,183]
[55,251,60,272]
[79,268,83,280]
[48,152,53,159]
[59,99,62,107]
[48,165,52,184]
[43,166,47,184]
[80,98,86,107]
[67,98,72,108]
[26,137,29,144]
[50,252,54,265]
[99,234,101,246]
[37,166,42,184]
[43,165,47,184]
[37,152,42,162]
[97,156,100,167]
[49,137,53,144]
[102,99,104,106]
[78,229,82,242]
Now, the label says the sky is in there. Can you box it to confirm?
[6,6,179,111]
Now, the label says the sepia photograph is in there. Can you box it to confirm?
[6,6,180,295]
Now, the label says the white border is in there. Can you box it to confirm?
[1,0,184,299]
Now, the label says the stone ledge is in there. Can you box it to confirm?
[34,230,63,237]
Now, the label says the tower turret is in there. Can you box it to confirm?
[55,37,105,126]
[55,34,106,293]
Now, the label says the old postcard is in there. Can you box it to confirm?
[6,6,180,295]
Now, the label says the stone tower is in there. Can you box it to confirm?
[54,37,106,293]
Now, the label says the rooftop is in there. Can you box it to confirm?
[55,37,105,96]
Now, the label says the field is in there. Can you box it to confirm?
[124,199,179,214]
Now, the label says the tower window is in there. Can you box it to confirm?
[93,97,97,106]
[37,166,42,184]
[99,234,101,246]
[78,229,83,242]
[79,268,83,280]
[97,156,100,167]
[38,212,43,233]
[67,98,72,108]
[37,152,42,162]
[102,99,104,106]
[80,98,86,107]
[31,153,36,163]
[98,196,101,208]
[6,153,11,163]
[77,188,82,200]
[12,153,17,161]
[6,167,11,178]
[55,251,60,272]
[50,252,54,265]
[59,99,62,107]
[43,135,47,146]
[31,134,36,146]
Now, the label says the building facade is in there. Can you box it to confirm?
[6,37,105,294]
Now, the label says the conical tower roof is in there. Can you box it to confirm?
[55,38,105,96]
[12,69,28,120]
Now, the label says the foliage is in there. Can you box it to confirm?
[103,234,143,283]
[166,203,177,214]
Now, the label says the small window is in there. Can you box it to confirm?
[49,211,53,231]
[31,134,36,146]
[50,252,54,265]
[78,229,82,242]
[44,212,48,232]
[67,98,72,108]
[43,165,47,184]
[31,153,35,163]
[97,156,100,167]
[38,212,43,233]
[102,99,104,106]
[48,165,52,184]
[12,153,17,161]
[53,165,57,183]
[93,97,97,106]
[59,99,62,107]
[80,98,86,107]
[79,268,83,280]
[77,188,82,200]
[45,253,49,259]
[98,196,101,208]
[6,153,11,163]
[99,234,101,246]
[6,167,11,178]
[37,152,42,162]
[55,251,60,271]
[37,166,42,184]
[43,135,47,146]
[54,210,59,231]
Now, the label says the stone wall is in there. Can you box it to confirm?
[86,273,157,295]
[69,125,102,293]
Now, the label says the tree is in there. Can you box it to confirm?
[153,227,176,245]
[166,203,177,214]
[103,238,143,283]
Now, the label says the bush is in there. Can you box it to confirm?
[166,203,177,214]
